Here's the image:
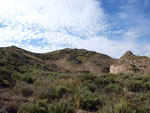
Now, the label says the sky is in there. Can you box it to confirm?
[0,0,150,58]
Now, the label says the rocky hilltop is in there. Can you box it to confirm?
[0,46,150,75]
[110,51,150,74]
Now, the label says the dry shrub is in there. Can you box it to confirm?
[13,81,34,97]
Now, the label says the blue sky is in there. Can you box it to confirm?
[0,0,149,58]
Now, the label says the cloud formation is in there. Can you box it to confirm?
[0,0,107,36]
[0,0,149,58]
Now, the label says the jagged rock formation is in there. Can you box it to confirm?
[110,51,150,74]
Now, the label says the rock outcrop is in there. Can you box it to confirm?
[110,51,150,74]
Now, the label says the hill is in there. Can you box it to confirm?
[0,46,116,87]
[1,46,150,76]
[39,48,116,73]
[0,46,116,74]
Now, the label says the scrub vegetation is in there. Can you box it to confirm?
[0,46,150,113]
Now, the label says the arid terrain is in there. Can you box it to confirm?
[0,46,150,113]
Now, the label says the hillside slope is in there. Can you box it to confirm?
[0,46,116,75]
[39,48,116,73]
[1,46,150,76]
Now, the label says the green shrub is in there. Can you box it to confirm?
[129,80,144,92]
[128,74,150,92]
[94,74,116,87]
[73,87,100,111]
[0,68,12,86]
[49,99,75,113]
[99,99,136,113]
[0,67,22,86]
[34,79,71,100]
[104,84,122,93]
[81,74,96,81]
[22,75,34,84]
[18,99,49,113]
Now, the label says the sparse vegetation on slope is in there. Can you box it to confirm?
[0,46,116,74]
[0,46,150,113]
[39,48,116,73]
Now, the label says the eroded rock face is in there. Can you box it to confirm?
[110,65,126,74]
[110,51,150,74]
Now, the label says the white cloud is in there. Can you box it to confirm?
[0,0,107,37]
[0,0,149,58]
[0,0,112,55]
[19,32,137,58]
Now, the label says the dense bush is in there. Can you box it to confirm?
[34,78,71,100]
[126,74,150,92]
[104,83,122,93]
[73,87,100,111]
[0,67,22,86]
[22,75,34,84]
